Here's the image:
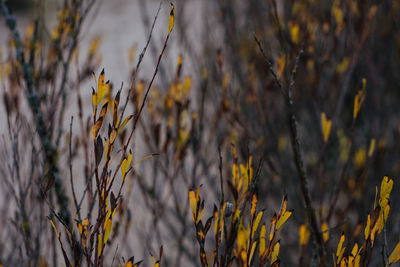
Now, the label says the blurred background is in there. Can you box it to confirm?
[0,0,400,266]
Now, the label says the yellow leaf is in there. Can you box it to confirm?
[276,210,292,230]
[290,23,300,44]
[351,243,358,257]
[96,69,109,106]
[249,241,257,265]
[279,194,288,217]
[389,241,400,264]
[250,194,257,219]
[259,224,266,256]
[232,163,239,186]
[118,115,133,132]
[237,226,248,251]
[121,158,128,179]
[336,57,349,74]
[98,102,108,118]
[271,241,280,264]
[336,233,346,264]
[252,211,263,239]
[182,76,192,97]
[189,190,197,222]
[299,224,310,246]
[104,218,112,245]
[379,176,393,209]
[353,147,366,168]
[196,203,204,224]
[321,112,332,142]
[168,3,175,34]
[98,234,103,254]
[92,88,97,109]
[368,138,375,157]
[364,214,370,240]
[110,128,117,144]
[93,117,104,140]
[336,233,345,257]
[383,204,390,222]
[321,222,329,242]
[269,214,277,241]
[96,81,109,106]
[353,78,366,119]
[213,208,219,236]
[49,219,60,239]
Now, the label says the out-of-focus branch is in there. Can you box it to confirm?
[255,35,326,266]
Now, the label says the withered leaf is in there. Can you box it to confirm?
[95,136,103,166]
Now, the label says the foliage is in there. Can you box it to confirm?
[0,0,399,266]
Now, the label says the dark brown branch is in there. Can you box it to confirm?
[255,35,326,266]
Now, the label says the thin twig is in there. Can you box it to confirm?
[118,1,163,128]
[255,35,326,266]
[69,116,79,216]
[218,146,224,206]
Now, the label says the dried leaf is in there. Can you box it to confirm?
[95,136,103,166]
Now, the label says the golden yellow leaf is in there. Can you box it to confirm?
[189,190,197,222]
[196,203,204,224]
[232,163,239,186]
[320,112,332,142]
[379,176,393,209]
[276,210,292,230]
[269,214,277,241]
[364,214,370,241]
[121,158,128,179]
[249,241,257,265]
[109,128,117,144]
[336,233,346,264]
[93,118,103,140]
[168,3,175,34]
[252,211,263,239]
[259,224,266,256]
[104,218,112,245]
[321,222,329,242]
[290,23,300,44]
[237,227,248,251]
[95,69,109,106]
[250,194,257,219]
[49,219,60,239]
[118,115,133,132]
[353,78,366,119]
[383,204,390,222]
[98,234,103,254]
[336,233,345,257]
[389,241,400,264]
[182,76,192,97]
[368,138,376,157]
[299,224,310,246]
[213,208,219,236]
[271,241,280,264]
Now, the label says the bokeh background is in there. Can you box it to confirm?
[0,0,400,266]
